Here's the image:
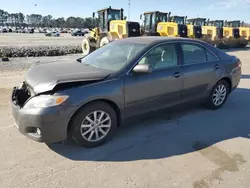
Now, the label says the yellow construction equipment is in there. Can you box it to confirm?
[186,18,205,39]
[81,6,141,56]
[140,11,168,36]
[167,15,188,37]
[225,20,249,46]
[140,11,188,37]
[201,19,225,48]
[201,19,248,48]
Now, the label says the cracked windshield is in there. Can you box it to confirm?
[0,0,250,188]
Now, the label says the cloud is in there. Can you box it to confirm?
[207,0,250,10]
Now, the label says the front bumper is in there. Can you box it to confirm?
[10,87,76,143]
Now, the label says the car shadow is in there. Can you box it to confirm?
[222,46,250,52]
[48,88,250,162]
[241,74,250,79]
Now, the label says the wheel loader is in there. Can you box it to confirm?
[207,20,248,48]
[140,11,168,36]
[81,6,141,56]
[186,18,206,38]
[168,15,188,37]
[140,11,187,37]
[200,19,225,48]
[225,20,249,47]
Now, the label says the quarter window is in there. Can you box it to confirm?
[138,43,178,69]
[206,49,219,61]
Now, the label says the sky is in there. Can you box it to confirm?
[1,0,250,22]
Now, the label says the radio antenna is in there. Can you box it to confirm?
[128,0,131,21]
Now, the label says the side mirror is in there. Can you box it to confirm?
[76,58,82,62]
[133,64,152,74]
[92,12,95,18]
[140,14,142,20]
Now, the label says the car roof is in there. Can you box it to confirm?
[119,36,207,45]
[117,36,231,60]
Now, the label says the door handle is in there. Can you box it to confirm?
[173,72,181,78]
[214,64,220,70]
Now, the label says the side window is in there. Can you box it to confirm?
[206,50,219,61]
[138,43,178,70]
[181,44,207,64]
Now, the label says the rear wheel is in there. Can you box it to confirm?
[205,80,229,110]
[82,37,95,56]
[69,102,117,148]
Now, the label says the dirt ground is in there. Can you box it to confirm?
[0,33,83,47]
[1,49,250,188]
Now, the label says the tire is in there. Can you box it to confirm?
[205,80,229,110]
[100,36,110,48]
[69,101,118,148]
[82,37,95,56]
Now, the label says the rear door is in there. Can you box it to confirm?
[180,42,222,102]
[124,42,184,117]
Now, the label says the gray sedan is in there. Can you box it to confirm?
[10,37,241,148]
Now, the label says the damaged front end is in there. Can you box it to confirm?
[12,78,105,109]
[12,82,34,108]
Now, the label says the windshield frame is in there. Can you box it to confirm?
[79,40,148,73]
[144,13,151,31]
[228,21,240,27]
[156,12,168,22]
[194,19,206,26]
[107,9,121,21]
[171,16,185,24]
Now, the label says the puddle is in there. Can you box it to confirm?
[193,141,246,188]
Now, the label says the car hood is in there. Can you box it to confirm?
[25,60,112,94]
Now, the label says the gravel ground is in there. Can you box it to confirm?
[1,49,250,188]
[0,54,81,89]
[0,33,84,47]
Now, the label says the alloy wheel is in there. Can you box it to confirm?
[212,84,227,106]
[80,110,111,142]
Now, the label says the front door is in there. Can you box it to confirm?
[124,42,184,117]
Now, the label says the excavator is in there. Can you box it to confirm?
[81,6,141,56]
[140,11,188,37]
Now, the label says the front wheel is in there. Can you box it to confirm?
[99,36,110,48]
[82,37,95,56]
[69,102,117,148]
[205,80,229,110]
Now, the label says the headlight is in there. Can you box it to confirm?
[23,95,69,109]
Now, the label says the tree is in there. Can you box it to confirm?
[0,8,99,28]
[0,10,9,26]
[18,13,24,27]
[0,9,4,26]
[42,15,53,27]
[66,17,77,28]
